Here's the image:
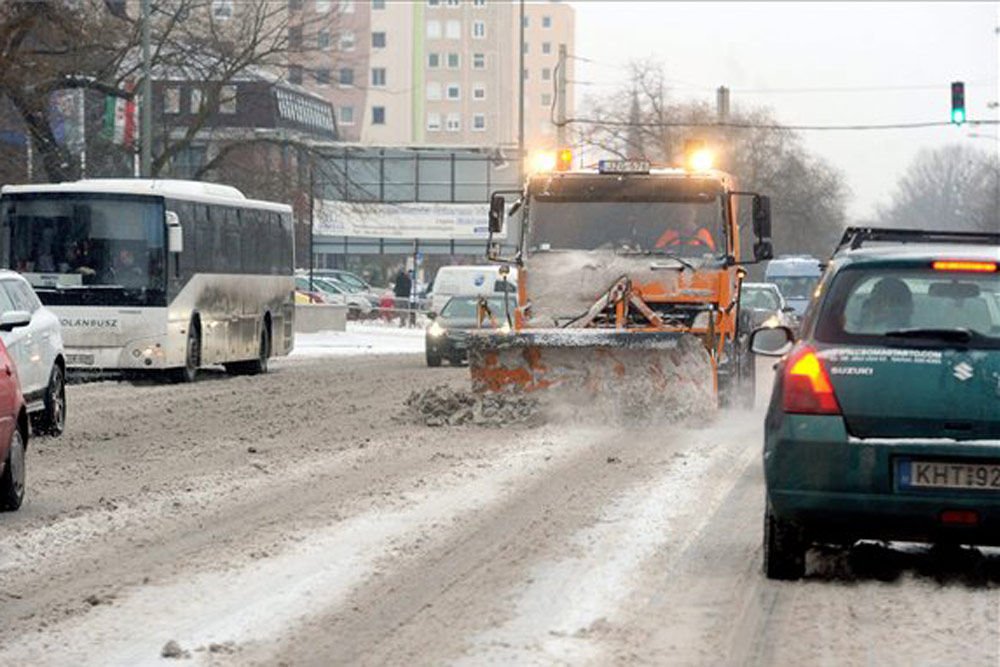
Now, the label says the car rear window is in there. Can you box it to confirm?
[815,265,1000,347]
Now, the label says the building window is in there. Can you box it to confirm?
[522,68,528,81]
[446,113,460,131]
[447,52,460,69]
[212,0,233,19]
[445,20,460,39]
[446,83,460,100]
[472,20,485,38]
[542,41,551,54]
[288,66,303,85]
[426,81,442,100]
[339,106,354,125]
[541,93,551,106]
[316,0,330,13]
[317,29,331,49]
[371,67,386,87]
[372,31,386,48]
[372,106,386,125]
[289,0,303,10]
[473,83,486,100]
[472,52,485,69]
[542,15,551,28]
[372,0,385,8]
[522,42,528,55]
[315,69,331,85]
[427,112,441,131]
[340,0,355,12]
[288,26,303,49]
[542,67,551,81]
[190,87,203,113]
[339,30,355,51]
[427,0,440,5]
[473,0,485,6]
[164,87,181,114]
[446,0,459,5]
[426,20,441,38]
[428,52,440,68]
[521,15,528,28]
[339,68,354,86]
[219,85,237,113]
[473,113,486,131]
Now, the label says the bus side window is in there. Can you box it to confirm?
[280,213,293,274]
[196,204,213,272]
[224,208,241,273]
[269,212,282,275]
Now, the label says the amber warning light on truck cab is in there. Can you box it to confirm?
[932,260,997,273]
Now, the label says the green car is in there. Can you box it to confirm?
[751,227,1000,580]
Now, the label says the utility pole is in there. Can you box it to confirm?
[517,0,525,182]
[716,86,730,121]
[556,43,567,149]
[140,0,152,178]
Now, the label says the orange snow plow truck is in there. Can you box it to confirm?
[469,155,774,416]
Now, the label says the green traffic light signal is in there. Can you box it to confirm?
[951,81,965,126]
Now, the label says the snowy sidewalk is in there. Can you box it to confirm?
[290,322,425,358]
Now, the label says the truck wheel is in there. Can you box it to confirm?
[0,426,26,511]
[33,364,66,437]
[764,502,806,580]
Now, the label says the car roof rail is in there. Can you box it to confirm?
[834,226,1000,255]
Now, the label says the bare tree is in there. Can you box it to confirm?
[575,60,850,259]
[0,0,336,182]
[878,143,999,233]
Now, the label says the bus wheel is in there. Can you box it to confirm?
[225,323,269,376]
[172,326,200,383]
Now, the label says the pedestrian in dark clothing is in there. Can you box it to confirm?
[393,269,412,326]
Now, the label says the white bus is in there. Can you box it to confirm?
[0,179,295,381]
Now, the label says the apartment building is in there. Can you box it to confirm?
[288,0,574,149]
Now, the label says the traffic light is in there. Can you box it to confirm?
[951,81,966,125]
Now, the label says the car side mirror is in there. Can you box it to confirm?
[752,195,771,239]
[782,306,796,313]
[426,311,437,320]
[0,310,32,332]
[489,195,506,234]
[166,210,183,253]
[750,325,794,356]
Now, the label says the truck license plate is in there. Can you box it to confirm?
[899,459,1000,491]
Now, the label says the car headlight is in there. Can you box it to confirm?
[428,321,446,338]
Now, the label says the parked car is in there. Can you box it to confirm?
[428,265,518,313]
[294,276,373,317]
[0,271,65,436]
[740,282,798,330]
[426,295,512,366]
[751,227,1000,580]
[0,336,29,511]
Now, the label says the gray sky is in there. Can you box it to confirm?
[570,1,999,220]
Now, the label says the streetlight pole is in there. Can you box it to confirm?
[140,0,152,178]
[518,0,525,182]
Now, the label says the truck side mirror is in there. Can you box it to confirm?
[166,210,183,253]
[488,195,505,234]
[752,195,772,239]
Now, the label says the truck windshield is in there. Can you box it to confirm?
[527,199,725,258]
[2,193,166,307]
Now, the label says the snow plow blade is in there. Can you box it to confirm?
[467,330,717,420]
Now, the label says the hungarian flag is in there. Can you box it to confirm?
[103,84,137,148]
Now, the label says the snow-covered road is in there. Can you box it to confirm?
[1,352,997,666]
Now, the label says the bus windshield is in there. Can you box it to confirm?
[527,199,725,259]
[3,194,166,306]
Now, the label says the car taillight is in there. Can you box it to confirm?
[782,346,841,415]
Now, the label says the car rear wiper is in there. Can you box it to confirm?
[884,327,974,344]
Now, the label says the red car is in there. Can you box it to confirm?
[0,337,28,511]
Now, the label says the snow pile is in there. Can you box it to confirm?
[406,384,540,427]
[291,322,424,358]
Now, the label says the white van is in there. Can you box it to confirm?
[429,265,518,313]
